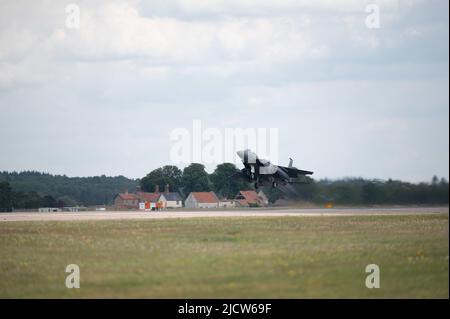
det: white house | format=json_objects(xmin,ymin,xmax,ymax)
[
  {"xmin": 218, "ymin": 200, "xmax": 236, "ymax": 208},
  {"xmin": 161, "ymin": 185, "xmax": 183, "ymax": 208},
  {"xmin": 139, "ymin": 185, "xmax": 183, "ymax": 209},
  {"xmin": 185, "ymin": 192, "xmax": 220, "ymax": 209}
]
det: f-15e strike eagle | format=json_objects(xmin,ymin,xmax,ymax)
[{"xmin": 235, "ymin": 149, "xmax": 313, "ymax": 189}]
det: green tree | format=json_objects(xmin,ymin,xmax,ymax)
[
  {"xmin": 182, "ymin": 163, "xmax": 211, "ymax": 195},
  {"xmin": 1, "ymin": 170, "xmax": 448, "ymax": 208},
  {"xmin": 292, "ymin": 177, "xmax": 321, "ymax": 203},
  {"xmin": 0, "ymin": 181, "xmax": 12, "ymax": 212},
  {"xmin": 210, "ymin": 163, "xmax": 249, "ymax": 198},
  {"xmin": 432, "ymin": 175, "xmax": 439, "ymax": 185},
  {"xmin": 57, "ymin": 195, "xmax": 78, "ymax": 207},
  {"xmin": 361, "ymin": 181, "xmax": 385, "ymax": 204},
  {"xmin": 12, "ymin": 191, "xmax": 42, "ymax": 209},
  {"xmin": 41, "ymin": 195, "xmax": 57, "ymax": 207},
  {"xmin": 0, "ymin": 171, "xmax": 138, "ymax": 207},
  {"xmin": 140, "ymin": 165, "xmax": 182, "ymax": 192}
]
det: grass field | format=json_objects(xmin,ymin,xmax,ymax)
[{"xmin": 0, "ymin": 214, "xmax": 448, "ymax": 298}]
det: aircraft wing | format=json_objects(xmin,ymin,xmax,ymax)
[{"xmin": 279, "ymin": 166, "xmax": 313, "ymax": 177}]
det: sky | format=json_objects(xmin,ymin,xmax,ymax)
[{"xmin": 0, "ymin": 0, "xmax": 448, "ymax": 182}]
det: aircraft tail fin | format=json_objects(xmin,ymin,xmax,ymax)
[{"xmin": 288, "ymin": 158, "xmax": 293, "ymax": 168}]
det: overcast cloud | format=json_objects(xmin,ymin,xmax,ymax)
[{"xmin": 0, "ymin": 0, "xmax": 448, "ymax": 182}]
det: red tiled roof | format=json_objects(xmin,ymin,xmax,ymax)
[
  {"xmin": 137, "ymin": 192, "xmax": 161, "ymax": 202},
  {"xmin": 117, "ymin": 193, "xmax": 138, "ymax": 200},
  {"xmin": 239, "ymin": 191, "xmax": 259, "ymax": 204},
  {"xmin": 191, "ymin": 192, "xmax": 219, "ymax": 203}
]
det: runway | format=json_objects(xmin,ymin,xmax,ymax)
[{"xmin": 0, "ymin": 206, "xmax": 448, "ymax": 222}]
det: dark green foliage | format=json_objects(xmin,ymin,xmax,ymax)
[
  {"xmin": 140, "ymin": 165, "xmax": 182, "ymax": 193},
  {"xmin": 291, "ymin": 177, "xmax": 449, "ymax": 205},
  {"xmin": 0, "ymin": 169, "xmax": 448, "ymax": 209},
  {"xmin": 41, "ymin": 195, "xmax": 58, "ymax": 207},
  {"xmin": 181, "ymin": 163, "xmax": 211, "ymax": 195},
  {"xmin": 0, "ymin": 171, "xmax": 138, "ymax": 208},
  {"xmin": 0, "ymin": 181, "xmax": 12, "ymax": 212},
  {"xmin": 210, "ymin": 163, "xmax": 250, "ymax": 198},
  {"xmin": 12, "ymin": 191, "xmax": 45, "ymax": 209}
]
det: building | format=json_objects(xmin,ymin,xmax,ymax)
[
  {"xmin": 164, "ymin": 192, "xmax": 183, "ymax": 208},
  {"xmin": 161, "ymin": 184, "xmax": 183, "ymax": 208},
  {"xmin": 114, "ymin": 191, "xmax": 139, "ymax": 209},
  {"xmin": 137, "ymin": 191, "xmax": 165, "ymax": 210},
  {"xmin": 185, "ymin": 192, "xmax": 220, "ymax": 209},
  {"xmin": 114, "ymin": 185, "xmax": 183, "ymax": 210},
  {"xmin": 218, "ymin": 200, "xmax": 236, "ymax": 208},
  {"xmin": 235, "ymin": 190, "xmax": 268, "ymax": 207}
]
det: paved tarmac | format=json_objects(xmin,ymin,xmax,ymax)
[{"xmin": 1, "ymin": 206, "xmax": 448, "ymax": 222}]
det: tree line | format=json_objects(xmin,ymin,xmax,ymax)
[
  {"xmin": 271, "ymin": 176, "xmax": 449, "ymax": 205},
  {"xmin": 0, "ymin": 166, "xmax": 448, "ymax": 211},
  {"xmin": 0, "ymin": 171, "xmax": 138, "ymax": 211},
  {"xmin": 140, "ymin": 164, "xmax": 449, "ymax": 205}
]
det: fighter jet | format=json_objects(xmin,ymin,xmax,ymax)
[{"xmin": 236, "ymin": 149, "xmax": 313, "ymax": 189}]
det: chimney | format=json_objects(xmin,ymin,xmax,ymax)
[
  {"xmin": 155, "ymin": 185, "xmax": 160, "ymax": 193},
  {"xmin": 165, "ymin": 184, "xmax": 169, "ymax": 194}
]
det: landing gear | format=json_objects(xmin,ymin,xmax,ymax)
[
  {"xmin": 254, "ymin": 182, "xmax": 259, "ymax": 189},
  {"xmin": 272, "ymin": 181, "xmax": 279, "ymax": 188}
]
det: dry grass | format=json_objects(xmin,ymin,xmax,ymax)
[{"xmin": 0, "ymin": 214, "xmax": 448, "ymax": 298}]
